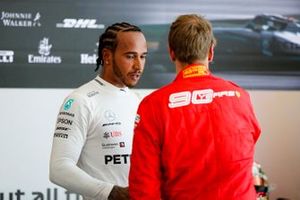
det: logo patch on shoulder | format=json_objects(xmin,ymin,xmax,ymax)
[{"xmin": 64, "ymin": 99, "xmax": 74, "ymax": 110}]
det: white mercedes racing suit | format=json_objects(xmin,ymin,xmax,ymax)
[{"xmin": 49, "ymin": 76, "xmax": 140, "ymax": 200}]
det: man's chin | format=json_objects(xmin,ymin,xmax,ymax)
[{"xmin": 125, "ymin": 81, "xmax": 139, "ymax": 88}]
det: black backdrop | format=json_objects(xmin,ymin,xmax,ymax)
[{"xmin": 1, "ymin": 0, "xmax": 300, "ymax": 89}]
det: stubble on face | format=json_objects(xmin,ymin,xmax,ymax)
[{"xmin": 112, "ymin": 58, "xmax": 134, "ymax": 88}]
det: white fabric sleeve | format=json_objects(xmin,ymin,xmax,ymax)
[{"xmin": 49, "ymin": 93, "xmax": 114, "ymax": 200}]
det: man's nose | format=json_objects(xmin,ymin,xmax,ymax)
[{"xmin": 133, "ymin": 58, "xmax": 142, "ymax": 70}]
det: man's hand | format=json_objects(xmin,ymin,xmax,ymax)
[{"xmin": 108, "ymin": 186, "xmax": 129, "ymax": 200}]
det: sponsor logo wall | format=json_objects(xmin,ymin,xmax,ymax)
[
  {"xmin": 0, "ymin": 2, "xmax": 107, "ymax": 88},
  {"xmin": 1, "ymin": 1, "xmax": 300, "ymax": 89}
]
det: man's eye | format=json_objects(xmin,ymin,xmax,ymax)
[{"xmin": 126, "ymin": 55, "xmax": 135, "ymax": 59}]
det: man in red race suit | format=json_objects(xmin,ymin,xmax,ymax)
[{"xmin": 129, "ymin": 14, "xmax": 261, "ymax": 200}]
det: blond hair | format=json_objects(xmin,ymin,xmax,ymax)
[{"xmin": 168, "ymin": 14, "xmax": 216, "ymax": 63}]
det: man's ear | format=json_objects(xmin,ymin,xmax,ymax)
[
  {"xmin": 168, "ymin": 47, "xmax": 176, "ymax": 62},
  {"xmin": 208, "ymin": 45, "xmax": 214, "ymax": 62},
  {"xmin": 102, "ymin": 48, "xmax": 112, "ymax": 65}
]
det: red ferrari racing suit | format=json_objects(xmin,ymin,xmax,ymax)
[{"xmin": 129, "ymin": 64, "xmax": 261, "ymax": 200}]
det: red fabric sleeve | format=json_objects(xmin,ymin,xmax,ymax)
[{"xmin": 129, "ymin": 98, "xmax": 162, "ymax": 200}]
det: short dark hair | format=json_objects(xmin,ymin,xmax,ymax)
[{"xmin": 95, "ymin": 22, "xmax": 142, "ymax": 71}]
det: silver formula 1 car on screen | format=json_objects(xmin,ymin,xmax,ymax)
[
  {"xmin": 137, "ymin": 14, "xmax": 300, "ymax": 88},
  {"xmin": 212, "ymin": 14, "xmax": 300, "ymax": 71}
]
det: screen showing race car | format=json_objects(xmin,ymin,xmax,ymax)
[{"xmin": 0, "ymin": 0, "xmax": 299, "ymax": 89}]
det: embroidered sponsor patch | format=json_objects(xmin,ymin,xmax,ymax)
[
  {"xmin": 64, "ymin": 99, "xmax": 74, "ymax": 110},
  {"xmin": 182, "ymin": 65, "xmax": 209, "ymax": 78}
]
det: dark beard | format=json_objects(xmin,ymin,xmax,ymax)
[{"xmin": 112, "ymin": 59, "xmax": 133, "ymax": 88}]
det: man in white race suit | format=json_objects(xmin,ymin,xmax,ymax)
[{"xmin": 49, "ymin": 22, "xmax": 147, "ymax": 200}]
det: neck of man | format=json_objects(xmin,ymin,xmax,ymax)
[
  {"xmin": 99, "ymin": 67, "xmax": 126, "ymax": 88},
  {"xmin": 175, "ymin": 59, "xmax": 209, "ymax": 74}
]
